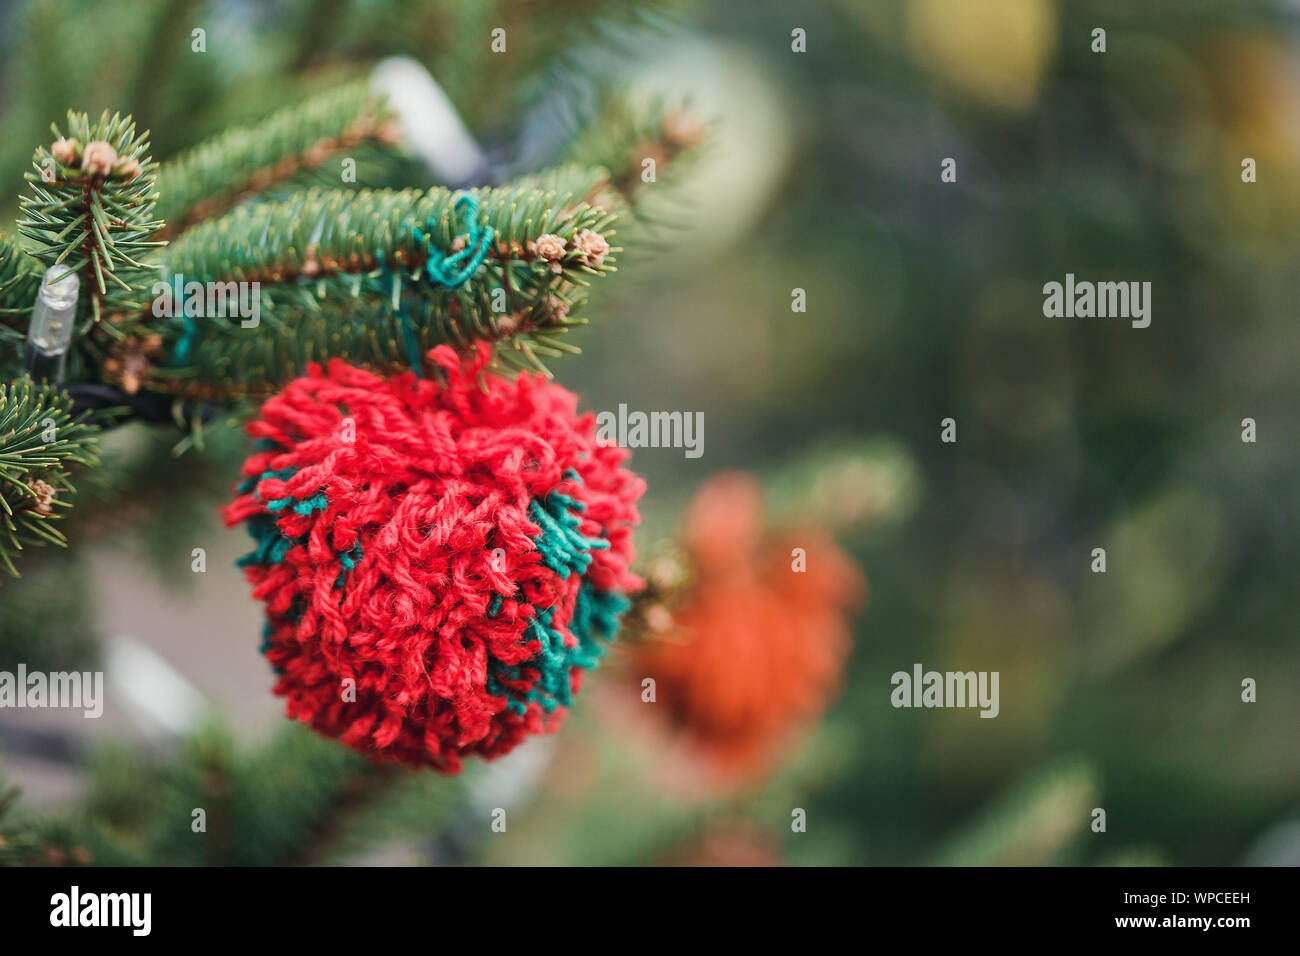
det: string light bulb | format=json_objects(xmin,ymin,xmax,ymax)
[{"xmin": 25, "ymin": 265, "xmax": 79, "ymax": 384}]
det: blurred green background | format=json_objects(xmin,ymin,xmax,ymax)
[{"xmin": 0, "ymin": 0, "xmax": 1297, "ymax": 865}]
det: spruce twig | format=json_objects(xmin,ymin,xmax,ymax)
[
  {"xmin": 0, "ymin": 237, "xmax": 43, "ymax": 363},
  {"xmin": 282, "ymin": 763, "xmax": 405, "ymax": 866},
  {"xmin": 144, "ymin": 167, "xmax": 621, "ymax": 397},
  {"xmin": 16, "ymin": 111, "xmax": 164, "ymax": 381},
  {"xmin": 0, "ymin": 380, "xmax": 100, "ymax": 578},
  {"xmin": 153, "ymin": 82, "xmax": 401, "ymax": 241}
]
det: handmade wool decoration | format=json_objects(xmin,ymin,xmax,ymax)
[
  {"xmin": 634, "ymin": 471, "xmax": 865, "ymax": 782},
  {"xmin": 224, "ymin": 343, "xmax": 644, "ymax": 772}
]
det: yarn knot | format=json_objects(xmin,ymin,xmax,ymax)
[{"xmin": 416, "ymin": 192, "xmax": 495, "ymax": 289}]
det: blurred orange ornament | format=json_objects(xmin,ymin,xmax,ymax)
[{"xmin": 635, "ymin": 472, "xmax": 866, "ymax": 783}]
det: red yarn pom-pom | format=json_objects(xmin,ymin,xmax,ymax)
[{"xmin": 224, "ymin": 345, "xmax": 644, "ymax": 772}]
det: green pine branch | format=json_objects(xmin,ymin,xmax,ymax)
[
  {"xmin": 0, "ymin": 237, "xmax": 43, "ymax": 363},
  {"xmin": 1, "ymin": 724, "xmax": 455, "ymax": 866},
  {"xmin": 153, "ymin": 81, "xmax": 399, "ymax": 241},
  {"xmin": 565, "ymin": 93, "xmax": 707, "ymax": 214},
  {"xmin": 9, "ymin": 109, "xmax": 631, "ymax": 401},
  {"xmin": 145, "ymin": 165, "xmax": 621, "ymax": 398},
  {"xmin": 16, "ymin": 110, "xmax": 165, "ymax": 382},
  {"xmin": 0, "ymin": 783, "xmax": 95, "ymax": 866},
  {"xmin": 0, "ymin": 379, "xmax": 100, "ymax": 578}
]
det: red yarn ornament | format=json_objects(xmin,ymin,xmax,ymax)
[{"xmin": 224, "ymin": 344, "xmax": 643, "ymax": 772}]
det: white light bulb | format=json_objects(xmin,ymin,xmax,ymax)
[{"xmin": 25, "ymin": 265, "xmax": 80, "ymax": 382}]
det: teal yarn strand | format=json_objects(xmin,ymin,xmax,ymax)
[
  {"xmin": 169, "ymin": 196, "xmax": 491, "ymax": 373},
  {"xmin": 487, "ymin": 581, "xmax": 627, "ymax": 716},
  {"xmin": 528, "ymin": 491, "xmax": 607, "ymax": 580},
  {"xmin": 235, "ymin": 462, "xmax": 363, "ymax": 662},
  {"xmin": 372, "ymin": 249, "xmax": 426, "ymax": 378},
  {"xmin": 164, "ymin": 273, "xmax": 197, "ymax": 364},
  {"xmin": 487, "ymin": 483, "xmax": 627, "ymax": 715},
  {"xmin": 417, "ymin": 192, "xmax": 495, "ymax": 289},
  {"xmin": 236, "ymin": 465, "xmax": 303, "ymax": 569},
  {"xmin": 334, "ymin": 542, "xmax": 363, "ymax": 589},
  {"xmin": 173, "ymin": 312, "xmax": 197, "ymax": 364},
  {"xmin": 398, "ymin": 308, "xmax": 423, "ymax": 375},
  {"xmin": 377, "ymin": 194, "xmax": 494, "ymax": 378}
]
